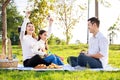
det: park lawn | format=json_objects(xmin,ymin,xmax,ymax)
[
  {"xmin": 0, "ymin": 44, "xmax": 120, "ymax": 80},
  {"xmin": 0, "ymin": 70, "xmax": 120, "ymax": 80}
]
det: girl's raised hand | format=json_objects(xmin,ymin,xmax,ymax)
[{"xmin": 48, "ymin": 16, "xmax": 53, "ymax": 27}]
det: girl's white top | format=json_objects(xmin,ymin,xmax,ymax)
[{"xmin": 32, "ymin": 39, "xmax": 46, "ymax": 57}]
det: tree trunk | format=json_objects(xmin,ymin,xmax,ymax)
[
  {"xmin": 66, "ymin": 29, "xmax": 69, "ymax": 45},
  {"xmin": 95, "ymin": 0, "xmax": 99, "ymax": 18},
  {"xmin": 87, "ymin": 0, "xmax": 90, "ymax": 44},
  {"xmin": 2, "ymin": 5, "xmax": 7, "ymax": 56},
  {"xmin": 64, "ymin": 1, "xmax": 69, "ymax": 45},
  {"xmin": 1, "ymin": 0, "xmax": 10, "ymax": 57}
]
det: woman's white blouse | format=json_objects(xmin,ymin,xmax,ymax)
[{"xmin": 21, "ymin": 35, "xmax": 37, "ymax": 61}]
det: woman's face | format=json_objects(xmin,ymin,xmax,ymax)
[
  {"xmin": 26, "ymin": 23, "xmax": 35, "ymax": 35},
  {"xmin": 40, "ymin": 32, "xmax": 47, "ymax": 41}
]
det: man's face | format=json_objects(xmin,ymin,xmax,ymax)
[{"xmin": 88, "ymin": 21, "xmax": 95, "ymax": 33}]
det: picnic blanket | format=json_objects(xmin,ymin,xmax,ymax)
[{"xmin": 0, "ymin": 64, "xmax": 120, "ymax": 71}]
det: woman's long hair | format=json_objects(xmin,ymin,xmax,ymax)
[
  {"xmin": 25, "ymin": 22, "xmax": 37, "ymax": 39},
  {"xmin": 38, "ymin": 30, "xmax": 48, "ymax": 50}
]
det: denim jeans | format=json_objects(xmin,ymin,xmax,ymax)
[
  {"xmin": 44, "ymin": 54, "xmax": 64, "ymax": 65},
  {"xmin": 67, "ymin": 56, "xmax": 78, "ymax": 67},
  {"xmin": 77, "ymin": 53, "xmax": 103, "ymax": 68},
  {"xmin": 67, "ymin": 53, "xmax": 103, "ymax": 68}
]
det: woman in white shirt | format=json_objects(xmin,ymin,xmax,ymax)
[{"xmin": 20, "ymin": 12, "xmax": 52, "ymax": 67}]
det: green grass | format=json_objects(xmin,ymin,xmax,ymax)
[
  {"xmin": 0, "ymin": 44, "xmax": 120, "ymax": 80},
  {"xmin": 0, "ymin": 70, "xmax": 120, "ymax": 80}
]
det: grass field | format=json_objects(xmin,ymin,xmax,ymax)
[{"xmin": 0, "ymin": 44, "xmax": 120, "ymax": 80}]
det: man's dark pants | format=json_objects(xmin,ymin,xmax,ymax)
[{"xmin": 67, "ymin": 53, "xmax": 103, "ymax": 68}]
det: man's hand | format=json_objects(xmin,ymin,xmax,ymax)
[
  {"xmin": 85, "ymin": 53, "xmax": 90, "ymax": 57},
  {"xmin": 85, "ymin": 53, "xmax": 103, "ymax": 59}
]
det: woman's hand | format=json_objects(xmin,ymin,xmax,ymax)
[{"xmin": 25, "ymin": 11, "xmax": 31, "ymax": 18}]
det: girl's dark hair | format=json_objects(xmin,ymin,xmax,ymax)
[
  {"xmin": 38, "ymin": 30, "xmax": 46, "ymax": 40},
  {"xmin": 38, "ymin": 30, "xmax": 48, "ymax": 50}
]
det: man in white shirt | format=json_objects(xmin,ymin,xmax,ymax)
[{"xmin": 68, "ymin": 17, "xmax": 109, "ymax": 68}]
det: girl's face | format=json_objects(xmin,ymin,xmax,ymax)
[
  {"xmin": 26, "ymin": 23, "xmax": 35, "ymax": 35},
  {"xmin": 40, "ymin": 32, "xmax": 47, "ymax": 41}
]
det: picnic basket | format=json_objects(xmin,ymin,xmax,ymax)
[
  {"xmin": 0, "ymin": 39, "xmax": 18, "ymax": 68},
  {"xmin": 0, "ymin": 59, "xmax": 18, "ymax": 68}
]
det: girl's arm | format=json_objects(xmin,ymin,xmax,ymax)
[{"xmin": 47, "ymin": 17, "xmax": 53, "ymax": 38}]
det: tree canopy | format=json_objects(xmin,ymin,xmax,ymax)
[
  {"xmin": 6, "ymin": 1, "xmax": 23, "ymax": 37},
  {"xmin": 29, "ymin": 0, "xmax": 54, "ymax": 32},
  {"xmin": 54, "ymin": 0, "xmax": 86, "ymax": 44},
  {"xmin": 0, "ymin": 1, "xmax": 23, "ymax": 45}
]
